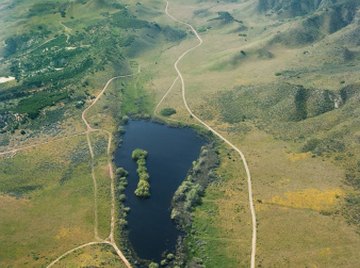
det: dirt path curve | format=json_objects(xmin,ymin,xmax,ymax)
[
  {"xmin": 47, "ymin": 71, "xmax": 138, "ymax": 268},
  {"xmin": 80, "ymin": 72, "xmax": 138, "ymax": 267},
  {"xmin": 60, "ymin": 22, "xmax": 72, "ymax": 43},
  {"xmin": 81, "ymin": 75, "xmax": 132, "ymax": 240},
  {"xmin": 46, "ymin": 240, "xmax": 129, "ymax": 268},
  {"xmin": 46, "ymin": 241, "xmax": 107, "ymax": 268},
  {"xmin": 165, "ymin": 2, "xmax": 257, "ymax": 267}
]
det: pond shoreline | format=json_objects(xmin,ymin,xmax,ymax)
[{"xmin": 113, "ymin": 117, "xmax": 219, "ymax": 267}]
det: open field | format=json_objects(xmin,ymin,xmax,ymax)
[
  {"xmin": 152, "ymin": 0, "xmax": 360, "ymax": 266},
  {"xmin": 1, "ymin": 0, "xmax": 359, "ymax": 267},
  {"xmin": 51, "ymin": 243, "xmax": 127, "ymax": 268},
  {"xmin": 0, "ymin": 135, "xmax": 95, "ymax": 267}
]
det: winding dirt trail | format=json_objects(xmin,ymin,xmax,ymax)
[
  {"xmin": 165, "ymin": 2, "xmax": 257, "ymax": 267},
  {"xmin": 0, "ymin": 70, "xmax": 136, "ymax": 268},
  {"xmin": 47, "ymin": 72, "xmax": 137, "ymax": 268},
  {"xmin": 60, "ymin": 22, "xmax": 72, "ymax": 43},
  {"xmin": 81, "ymin": 74, "xmax": 134, "ymax": 242},
  {"xmin": 46, "ymin": 241, "xmax": 107, "ymax": 268}
]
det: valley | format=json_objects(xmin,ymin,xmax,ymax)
[{"xmin": 0, "ymin": 0, "xmax": 359, "ymax": 267}]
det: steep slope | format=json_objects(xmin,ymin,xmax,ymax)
[{"xmin": 266, "ymin": 0, "xmax": 360, "ymax": 46}]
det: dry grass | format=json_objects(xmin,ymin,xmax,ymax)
[
  {"xmin": 0, "ymin": 135, "xmax": 96, "ymax": 267},
  {"xmin": 268, "ymin": 188, "xmax": 344, "ymax": 212},
  {"xmin": 147, "ymin": 0, "xmax": 360, "ymax": 266},
  {"xmin": 52, "ymin": 243, "xmax": 127, "ymax": 268}
]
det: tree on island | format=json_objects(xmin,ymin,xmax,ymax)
[{"xmin": 132, "ymin": 148, "xmax": 151, "ymax": 198}]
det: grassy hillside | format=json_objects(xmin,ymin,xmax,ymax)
[
  {"xmin": 0, "ymin": 0, "xmax": 185, "ymax": 267},
  {"xmin": 152, "ymin": 0, "xmax": 360, "ymax": 266},
  {"xmin": 1, "ymin": 0, "xmax": 359, "ymax": 267}
]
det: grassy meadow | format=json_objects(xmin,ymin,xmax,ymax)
[
  {"xmin": 151, "ymin": 0, "xmax": 360, "ymax": 266},
  {"xmin": 1, "ymin": 0, "xmax": 359, "ymax": 267}
]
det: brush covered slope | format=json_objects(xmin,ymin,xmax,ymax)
[
  {"xmin": 0, "ymin": 0, "xmax": 187, "ymax": 267},
  {"xmin": 150, "ymin": 0, "xmax": 360, "ymax": 267},
  {"xmin": 0, "ymin": 0, "xmax": 360, "ymax": 267}
]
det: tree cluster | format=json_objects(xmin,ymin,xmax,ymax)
[{"xmin": 132, "ymin": 149, "xmax": 151, "ymax": 198}]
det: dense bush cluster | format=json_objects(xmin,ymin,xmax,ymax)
[
  {"xmin": 132, "ymin": 149, "xmax": 151, "ymax": 198},
  {"xmin": 115, "ymin": 167, "xmax": 130, "ymax": 225},
  {"xmin": 160, "ymin": 107, "xmax": 177, "ymax": 117},
  {"xmin": 0, "ymin": 0, "xmax": 188, "ymax": 134},
  {"xmin": 171, "ymin": 143, "xmax": 219, "ymax": 229},
  {"xmin": 302, "ymin": 137, "xmax": 345, "ymax": 155}
]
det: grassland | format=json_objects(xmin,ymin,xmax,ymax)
[
  {"xmin": 0, "ymin": 0, "xmax": 195, "ymax": 266},
  {"xmin": 51, "ymin": 243, "xmax": 127, "ymax": 268},
  {"xmin": 0, "ymin": 135, "xmax": 95, "ymax": 267},
  {"xmin": 150, "ymin": 0, "xmax": 360, "ymax": 266},
  {"xmin": 1, "ymin": 0, "xmax": 359, "ymax": 267},
  {"xmin": 0, "ymin": 0, "xmax": 174, "ymax": 267}
]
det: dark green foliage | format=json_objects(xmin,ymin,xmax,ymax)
[
  {"xmin": 29, "ymin": 108, "xmax": 65, "ymax": 131},
  {"xmin": 116, "ymin": 167, "xmax": 128, "ymax": 177},
  {"xmin": 302, "ymin": 138, "xmax": 345, "ymax": 155},
  {"xmin": 27, "ymin": 2, "xmax": 70, "ymax": 18},
  {"xmin": 132, "ymin": 148, "xmax": 148, "ymax": 160},
  {"xmin": 111, "ymin": 10, "xmax": 149, "ymax": 29},
  {"xmin": 148, "ymin": 262, "xmax": 159, "ymax": 268},
  {"xmin": 160, "ymin": 107, "xmax": 176, "ymax": 117},
  {"xmin": 132, "ymin": 149, "xmax": 150, "ymax": 198},
  {"xmin": 0, "ymin": 84, "xmax": 33, "ymax": 102},
  {"xmin": 171, "ymin": 144, "xmax": 219, "ymax": 228},
  {"xmin": 23, "ymin": 57, "xmax": 94, "ymax": 88},
  {"xmin": 115, "ymin": 167, "xmax": 129, "ymax": 196},
  {"xmin": 120, "ymin": 36, "xmax": 136, "ymax": 47},
  {"xmin": 1, "ymin": 0, "xmax": 166, "ymax": 132},
  {"xmin": 4, "ymin": 35, "xmax": 31, "ymax": 57},
  {"xmin": 28, "ymin": 2, "xmax": 59, "ymax": 16},
  {"xmin": 14, "ymin": 91, "xmax": 68, "ymax": 119},
  {"xmin": 161, "ymin": 26, "xmax": 187, "ymax": 42},
  {"xmin": 291, "ymin": 86, "xmax": 308, "ymax": 121},
  {"xmin": 4, "ymin": 185, "xmax": 43, "ymax": 198},
  {"xmin": 210, "ymin": 11, "xmax": 240, "ymax": 24}
]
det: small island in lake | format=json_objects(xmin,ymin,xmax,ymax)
[{"xmin": 132, "ymin": 148, "xmax": 151, "ymax": 198}]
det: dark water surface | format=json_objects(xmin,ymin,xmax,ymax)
[{"xmin": 114, "ymin": 120, "xmax": 205, "ymax": 262}]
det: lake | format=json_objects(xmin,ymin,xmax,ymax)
[{"xmin": 114, "ymin": 120, "xmax": 205, "ymax": 262}]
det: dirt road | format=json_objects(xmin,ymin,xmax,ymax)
[{"xmin": 165, "ymin": 2, "xmax": 257, "ymax": 267}]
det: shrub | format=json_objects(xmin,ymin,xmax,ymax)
[
  {"xmin": 116, "ymin": 167, "xmax": 128, "ymax": 177},
  {"xmin": 132, "ymin": 148, "xmax": 148, "ymax": 160},
  {"xmin": 160, "ymin": 107, "xmax": 176, "ymax": 117},
  {"xmin": 166, "ymin": 253, "xmax": 175, "ymax": 260},
  {"xmin": 132, "ymin": 149, "xmax": 151, "ymax": 198},
  {"xmin": 302, "ymin": 138, "xmax": 320, "ymax": 152}
]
